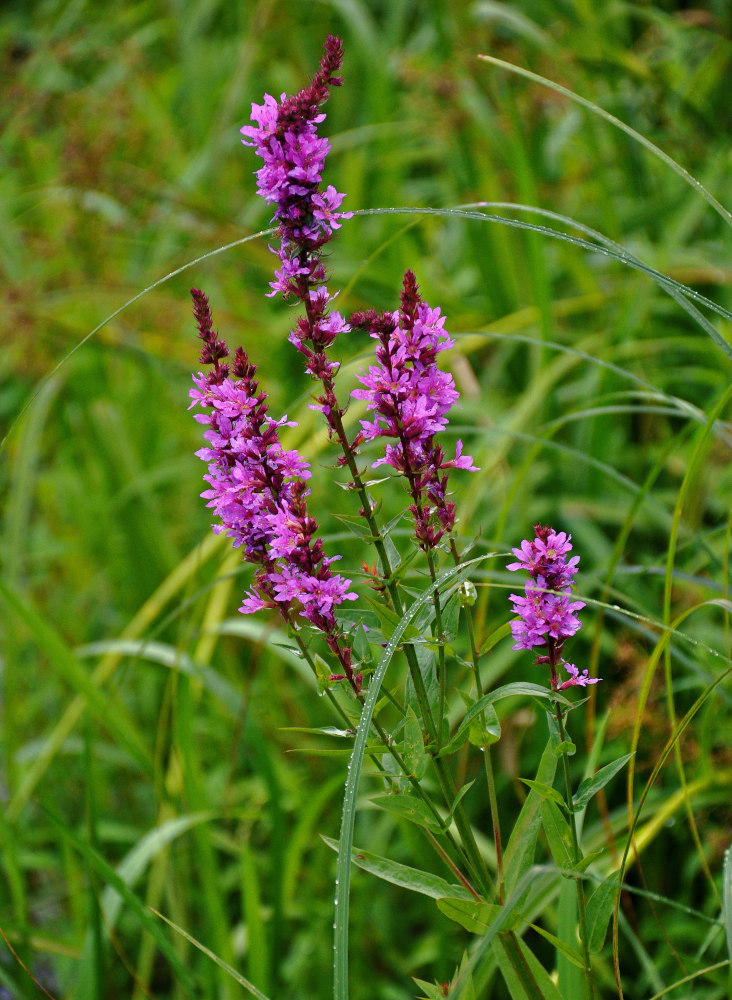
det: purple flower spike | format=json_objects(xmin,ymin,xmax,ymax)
[
  {"xmin": 189, "ymin": 288, "xmax": 360, "ymax": 691},
  {"xmin": 241, "ymin": 34, "xmax": 351, "ymax": 300},
  {"xmin": 507, "ymin": 524, "xmax": 600, "ymax": 690},
  {"xmin": 350, "ymin": 271, "xmax": 478, "ymax": 549},
  {"xmin": 242, "ymin": 36, "xmax": 357, "ymax": 460}
]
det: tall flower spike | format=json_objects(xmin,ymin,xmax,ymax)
[
  {"xmin": 242, "ymin": 36, "xmax": 353, "ymax": 452},
  {"xmin": 240, "ymin": 34, "xmax": 351, "ymax": 300},
  {"xmin": 189, "ymin": 289, "xmax": 360, "ymax": 690},
  {"xmin": 507, "ymin": 524, "xmax": 600, "ymax": 690},
  {"xmin": 351, "ymin": 271, "xmax": 478, "ymax": 549}
]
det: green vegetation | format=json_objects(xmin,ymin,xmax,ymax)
[{"xmin": 2, "ymin": 1, "xmax": 732, "ymax": 998}]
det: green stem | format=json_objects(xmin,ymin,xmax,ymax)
[
  {"xmin": 555, "ymin": 701, "xmax": 597, "ymax": 1000},
  {"xmin": 498, "ymin": 930, "xmax": 544, "ymax": 997},
  {"xmin": 425, "ymin": 548, "xmax": 447, "ymax": 751},
  {"xmin": 433, "ymin": 757, "xmax": 495, "ymax": 898},
  {"xmin": 450, "ymin": 539, "xmax": 504, "ymax": 903},
  {"xmin": 328, "ymin": 409, "xmax": 439, "ymax": 746}
]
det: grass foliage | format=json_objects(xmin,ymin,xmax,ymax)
[{"xmin": 2, "ymin": 0, "xmax": 732, "ymax": 997}]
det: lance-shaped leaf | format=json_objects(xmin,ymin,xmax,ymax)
[
  {"xmin": 321, "ymin": 836, "xmax": 472, "ymax": 901},
  {"xmin": 572, "ymin": 753, "xmax": 634, "ymax": 812}
]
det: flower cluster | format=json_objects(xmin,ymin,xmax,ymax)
[
  {"xmin": 240, "ymin": 34, "xmax": 351, "ymax": 302},
  {"xmin": 242, "ymin": 34, "xmax": 352, "ymax": 431},
  {"xmin": 350, "ymin": 271, "xmax": 478, "ymax": 548},
  {"xmin": 507, "ymin": 525, "xmax": 599, "ymax": 689},
  {"xmin": 189, "ymin": 289, "xmax": 359, "ymax": 687}
]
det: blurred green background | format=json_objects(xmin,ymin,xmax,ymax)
[{"xmin": 2, "ymin": 0, "xmax": 732, "ymax": 997}]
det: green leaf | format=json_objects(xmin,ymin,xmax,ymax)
[
  {"xmin": 573, "ymin": 753, "xmax": 634, "ymax": 811},
  {"xmin": 540, "ymin": 799, "xmax": 574, "ymax": 871},
  {"xmin": 441, "ymin": 592, "xmax": 461, "ymax": 643},
  {"xmin": 370, "ymin": 793, "xmax": 443, "ymax": 834},
  {"xmin": 413, "ymin": 978, "xmax": 449, "ymax": 1000},
  {"xmin": 405, "ymin": 642, "xmax": 440, "ymax": 727},
  {"xmin": 314, "ymin": 654, "xmax": 335, "ymax": 694},
  {"xmin": 527, "ymin": 922, "xmax": 585, "ymax": 969},
  {"xmin": 444, "ymin": 780, "xmax": 476, "ymax": 830},
  {"xmin": 493, "ymin": 931, "xmax": 564, "ymax": 1000},
  {"xmin": 519, "ymin": 779, "xmax": 564, "ymax": 807},
  {"xmin": 383, "ymin": 533, "xmax": 402, "ymax": 575},
  {"xmin": 724, "ymin": 847, "xmax": 732, "ymax": 970},
  {"xmin": 437, "ymin": 897, "xmax": 511, "ymax": 934},
  {"xmin": 403, "ymin": 706, "xmax": 427, "ymax": 780},
  {"xmin": 364, "ymin": 595, "xmax": 420, "ymax": 642},
  {"xmin": 152, "ymin": 907, "xmax": 273, "ymax": 1000},
  {"xmin": 439, "ymin": 683, "xmax": 569, "ymax": 758},
  {"xmin": 468, "ymin": 703, "xmax": 501, "ymax": 748},
  {"xmin": 545, "ymin": 710, "xmax": 576, "ymax": 757},
  {"xmin": 280, "ymin": 726, "xmax": 355, "ymax": 738},
  {"xmin": 503, "ymin": 742, "xmax": 557, "ymax": 897},
  {"xmin": 332, "ymin": 512, "xmax": 374, "ymax": 540},
  {"xmin": 586, "ymin": 874, "xmax": 620, "ymax": 953},
  {"xmin": 478, "ymin": 620, "xmax": 513, "ymax": 655},
  {"xmin": 320, "ymin": 836, "xmax": 472, "ymax": 901}
]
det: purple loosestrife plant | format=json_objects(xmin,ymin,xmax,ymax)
[
  {"xmin": 189, "ymin": 288, "xmax": 360, "ymax": 691},
  {"xmin": 507, "ymin": 524, "xmax": 600, "ymax": 689},
  {"xmin": 185, "ymin": 36, "xmax": 618, "ymax": 1000},
  {"xmin": 240, "ymin": 34, "xmax": 350, "ymax": 301}
]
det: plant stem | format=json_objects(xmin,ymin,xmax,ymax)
[
  {"xmin": 555, "ymin": 701, "xmax": 597, "ymax": 1000},
  {"xmin": 450, "ymin": 539, "xmax": 505, "ymax": 903}
]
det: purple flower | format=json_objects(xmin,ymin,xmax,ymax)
[
  {"xmin": 189, "ymin": 288, "xmax": 360, "ymax": 689},
  {"xmin": 242, "ymin": 37, "xmax": 355, "ymax": 452},
  {"xmin": 507, "ymin": 524, "xmax": 600, "ymax": 690},
  {"xmin": 559, "ymin": 662, "xmax": 600, "ymax": 690},
  {"xmin": 241, "ymin": 34, "xmax": 351, "ymax": 301},
  {"xmin": 350, "ymin": 271, "xmax": 477, "ymax": 549}
]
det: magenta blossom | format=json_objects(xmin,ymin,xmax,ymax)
[
  {"xmin": 507, "ymin": 524, "xmax": 600, "ymax": 690},
  {"xmin": 350, "ymin": 271, "xmax": 478, "ymax": 549},
  {"xmin": 241, "ymin": 34, "xmax": 351, "ymax": 301},
  {"xmin": 189, "ymin": 288, "xmax": 360, "ymax": 689}
]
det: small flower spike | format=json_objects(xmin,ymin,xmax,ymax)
[
  {"xmin": 507, "ymin": 524, "xmax": 600, "ymax": 690},
  {"xmin": 351, "ymin": 271, "xmax": 477, "ymax": 549}
]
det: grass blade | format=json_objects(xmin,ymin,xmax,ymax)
[
  {"xmin": 476, "ymin": 54, "xmax": 732, "ymax": 231},
  {"xmin": 151, "ymin": 907, "xmax": 274, "ymax": 1000}
]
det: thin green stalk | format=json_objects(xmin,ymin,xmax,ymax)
[
  {"xmin": 498, "ymin": 930, "xmax": 545, "ymax": 997},
  {"xmin": 426, "ymin": 548, "xmax": 447, "ymax": 749},
  {"xmin": 450, "ymin": 539, "xmax": 504, "ymax": 903},
  {"xmin": 433, "ymin": 758, "xmax": 495, "ymax": 898},
  {"xmin": 328, "ymin": 408, "xmax": 439, "ymax": 745},
  {"xmin": 555, "ymin": 701, "xmax": 597, "ymax": 1000}
]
